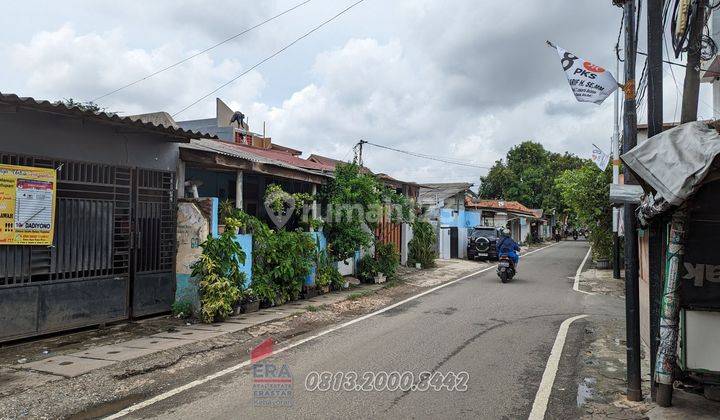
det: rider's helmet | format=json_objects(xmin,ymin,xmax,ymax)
[{"xmin": 501, "ymin": 228, "xmax": 511, "ymax": 237}]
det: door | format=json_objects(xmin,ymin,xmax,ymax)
[
  {"xmin": 131, "ymin": 168, "xmax": 176, "ymax": 317},
  {"xmin": 450, "ymin": 227, "xmax": 459, "ymax": 258}
]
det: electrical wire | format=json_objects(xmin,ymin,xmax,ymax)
[
  {"xmin": 89, "ymin": 0, "xmax": 314, "ymax": 103},
  {"xmin": 172, "ymin": 0, "xmax": 367, "ymax": 118},
  {"xmin": 362, "ymin": 141, "xmax": 493, "ymax": 169}
]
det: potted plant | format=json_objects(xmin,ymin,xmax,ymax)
[
  {"xmin": 357, "ymin": 254, "xmax": 378, "ymax": 284},
  {"xmin": 236, "ymin": 288, "xmax": 259, "ymax": 314}
]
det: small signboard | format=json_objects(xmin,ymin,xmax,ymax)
[{"xmin": 0, "ymin": 164, "xmax": 56, "ymax": 245}]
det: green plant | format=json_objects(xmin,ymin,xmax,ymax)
[
  {"xmin": 171, "ymin": 300, "xmax": 193, "ymax": 319},
  {"xmin": 408, "ymin": 218, "xmax": 436, "ymax": 268},
  {"xmin": 191, "ymin": 218, "xmax": 246, "ymax": 323},
  {"xmin": 357, "ymin": 254, "xmax": 379, "ymax": 282},
  {"xmin": 315, "ymin": 247, "xmax": 343, "ymax": 289},
  {"xmin": 306, "ymin": 304, "xmax": 320, "ymax": 312},
  {"xmin": 375, "ymin": 242, "xmax": 400, "ymax": 279},
  {"xmin": 219, "ymin": 199, "xmax": 236, "ymax": 225},
  {"xmin": 555, "ymin": 164, "xmax": 613, "ymax": 261},
  {"xmin": 348, "ymin": 290, "xmax": 374, "ymax": 301}
]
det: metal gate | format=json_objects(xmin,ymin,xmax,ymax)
[{"xmin": 0, "ymin": 153, "xmax": 175, "ymax": 342}]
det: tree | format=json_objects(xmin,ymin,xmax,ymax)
[
  {"xmin": 555, "ymin": 163, "xmax": 613, "ymax": 260},
  {"xmin": 479, "ymin": 141, "xmax": 584, "ymax": 211}
]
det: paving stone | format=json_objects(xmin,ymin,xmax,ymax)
[
  {"xmin": 21, "ymin": 355, "xmax": 115, "ymax": 378},
  {"xmin": 71, "ymin": 345, "xmax": 157, "ymax": 362},
  {"xmin": 183, "ymin": 323, "xmax": 251, "ymax": 333},
  {"xmin": 119, "ymin": 337, "xmax": 191, "ymax": 350},
  {"xmin": 151, "ymin": 328, "xmax": 227, "ymax": 341}
]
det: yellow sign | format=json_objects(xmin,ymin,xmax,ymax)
[{"xmin": 0, "ymin": 164, "xmax": 57, "ymax": 245}]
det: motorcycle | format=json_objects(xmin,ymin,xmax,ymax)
[
  {"xmin": 497, "ymin": 255, "xmax": 516, "ymax": 283},
  {"xmin": 573, "ymin": 231, "xmax": 579, "ymax": 240}
]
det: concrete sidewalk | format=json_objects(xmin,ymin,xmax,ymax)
[{"xmin": 8, "ymin": 284, "xmax": 383, "ymax": 379}]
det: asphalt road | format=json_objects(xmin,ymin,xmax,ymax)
[{"xmin": 123, "ymin": 240, "xmax": 599, "ymax": 419}]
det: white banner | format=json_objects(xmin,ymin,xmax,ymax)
[
  {"xmin": 591, "ymin": 145, "xmax": 610, "ymax": 171},
  {"xmin": 555, "ymin": 46, "xmax": 618, "ymax": 105}
]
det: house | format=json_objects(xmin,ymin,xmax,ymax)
[
  {"xmin": 464, "ymin": 198, "xmax": 538, "ymax": 244},
  {"xmin": 0, "ymin": 92, "xmax": 208, "ymax": 343},
  {"xmin": 176, "ymin": 99, "xmax": 330, "ymax": 227},
  {"xmin": 418, "ymin": 183, "xmax": 477, "ymax": 259}
]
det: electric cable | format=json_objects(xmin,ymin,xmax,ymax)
[
  {"xmin": 172, "ymin": 0, "xmax": 367, "ymax": 118},
  {"xmin": 89, "ymin": 0, "xmax": 314, "ymax": 103}
]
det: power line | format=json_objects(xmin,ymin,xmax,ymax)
[
  {"xmin": 89, "ymin": 0, "xmax": 314, "ymax": 103},
  {"xmin": 172, "ymin": 0, "xmax": 367, "ymax": 118},
  {"xmin": 362, "ymin": 140, "xmax": 493, "ymax": 169}
]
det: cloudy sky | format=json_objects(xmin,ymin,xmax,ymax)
[{"xmin": 0, "ymin": 0, "xmax": 714, "ymax": 183}]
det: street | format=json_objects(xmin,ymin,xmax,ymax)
[{"xmin": 112, "ymin": 241, "xmax": 605, "ymax": 419}]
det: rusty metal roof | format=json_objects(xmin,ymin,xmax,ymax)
[{"xmin": 0, "ymin": 92, "xmax": 213, "ymax": 141}]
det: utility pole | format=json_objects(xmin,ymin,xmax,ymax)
[
  {"xmin": 646, "ymin": 0, "xmax": 664, "ymax": 402},
  {"xmin": 621, "ymin": 0, "xmax": 642, "ymax": 402},
  {"xmin": 354, "ymin": 139, "xmax": 367, "ymax": 167},
  {"xmin": 612, "ymin": 46, "xmax": 622, "ymax": 280},
  {"xmin": 681, "ymin": 0, "xmax": 707, "ymax": 123}
]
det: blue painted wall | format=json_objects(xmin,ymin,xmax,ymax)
[
  {"xmin": 440, "ymin": 208, "xmax": 482, "ymax": 228},
  {"xmin": 234, "ymin": 233, "xmax": 253, "ymax": 288},
  {"xmin": 305, "ymin": 231, "xmax": 327, "ymax": 286}
]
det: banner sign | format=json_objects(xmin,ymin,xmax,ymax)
[
  {"xmin": 591, "ymin": 145, "xmax": 610, "ymax": 171},
  {"xmin": 555, "ymin": 46, "xmax": 618, "ymax": 105},
  {"xmin": 0, "ymin": 164, "xmax": 56, "ymax": 245}
]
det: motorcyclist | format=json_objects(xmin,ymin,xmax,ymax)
[{"xmin": 497, "ymin": 228, "xmax": 520, "ymax": 268}]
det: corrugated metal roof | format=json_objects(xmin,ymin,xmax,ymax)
[
  {"xmin": 181, "ymin": 138, "xmax": 332, "ymax": 178},
  {"xmin": 418, "ymin": 182, "xmax": 475, "ymax": 205},
  {"xmin": 0, "ymin": 92, "xmax": 212, "ymax": 141}
]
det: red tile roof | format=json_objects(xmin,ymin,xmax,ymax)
[
  {"xmin": 231, "ymin": 143, "xmax": 332, "ymax": 171},
  {"xmin": 465, "ymin": 198, "xmax": 536, "ymax": 217}
]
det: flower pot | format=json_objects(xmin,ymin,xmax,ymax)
[
  {"xmin": 415, "ymin": 263, "xmax": 421, "ymax": 269},
  {"xmin": 374, "ymin": 273, "xmax": 386, "ymax": 284},
  {"xmin": 319, "ymin": 285, "xmax": 330, "ymax": 294}
]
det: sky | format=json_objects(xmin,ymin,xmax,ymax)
[{"xmin": 0, "ymin": 0, "xmax": 714, "ymax": 184}]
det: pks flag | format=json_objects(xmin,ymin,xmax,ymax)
[
  {"xmin": 555, "ymin": 45, "xmax": 618, "ymax": 104},
  {"xmin": 591, "ymin": 144, "xmax": 610, "ymax": 171}
]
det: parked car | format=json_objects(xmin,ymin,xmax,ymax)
[{"xmin": 467, "ymin": 226, "xmax": 503, "ymax": 261}]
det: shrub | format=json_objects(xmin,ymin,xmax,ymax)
[
  {"xmin": 408, "ymin": 219, "xmax": 436, "ymax": 268},
  {"xmin": 171, "ymin": 300, "xmax": 193, "ymax": 319},
  {"xmin": 191, "ymin": 218, "xmax": 246, "ymax": 323},
  {"xmin": 357, "ymin": 254, "xmax": 378, "ymax": 282},
  {"xmin": 376, "ymin": 242, "xmax": 400, "ymax": 279}
]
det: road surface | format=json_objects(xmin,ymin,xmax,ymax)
[{"xmin": 118, "ymin": 240, "xmax": 608, "ymax": 419}]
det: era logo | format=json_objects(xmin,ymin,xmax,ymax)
[{"xmin": 683, "ymin": 263, "xmax": 720, "ymax": 286}]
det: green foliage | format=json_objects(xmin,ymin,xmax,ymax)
[
  {"xmin": 479, "ymin": 141, "xmax": 585, "ymax": 212},
  {"xmin": 171, "ymin": 300, "xmax": 193, "ymax": 319},
  {"xmin": 306, "ymin": 304, "xmax": 320, "ymax": 312},
  {"xmin": 357, "ymin": 254, "xmax": 379, "ymax": 282},
  {"xmin": 555, "ymin": 163, "xmax": 613, "ymax": 260},
  {"xmin": 191, "ymin": 218, "xmax": 246, "ymax": 323},
  {"xmin": 219, "ymin": 199, "xmax": 236, "ymax": 225},
  {"xmin": 375, "ymin": 242, "xmax": 400, "ymax": 279},
  {"xmin": 57, "ymin": 98, "xmax": 113, "ymax": 114},
  {"xmin": 348, "ymin": 290, "xmax": 374, "ymax": 301},
  {"xmin": 407, "ymin": 218, "xmax": 436, "ymax": 268},
  {"xmin": 320, "ymin": 163, "xmax": 413, "ymax": 262},
  {"xmin": 264, "ymin": 183, "xmax": 294, "ymax": 215},
  {"xmin": 315, "ymin": 246, "xmax": 343, "ymax": 289}
]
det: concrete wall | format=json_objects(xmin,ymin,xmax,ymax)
[
  {"xmin": 175, "ymin": 201, "xmax": 211, "ymax": 313},
  {"xmin": 400, "ymin": 222, "xmax": 413, "ymax": 265},
  {"xmin": 0, "ymin": 108, "xmax": 180, "ymax": 171}
]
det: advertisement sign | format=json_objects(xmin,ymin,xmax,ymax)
[
  {"xmin": 0, "ymin": 164, "xmax": 56, "ymax": 245},
  {"xmin": 554, "ymin": 45, "xmax": 618, "ymax": 105},
  {"xmin": 591, "ymin": 145, "xmax": 610, "ymax": 171}
]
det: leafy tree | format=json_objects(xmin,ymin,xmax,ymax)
[
  {"xmin": 555, "ymin": 164, "xmax": 613, "ymax": 260},
  {"xmin": 56, "ymin": 98, "xmax": 113, "ymax": 114},
  {"xmin": 479, "ymin": 141, "xmax": 584, "ymax": 212}
]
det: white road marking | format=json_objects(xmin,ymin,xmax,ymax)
[
  {"xmin": 104, "ymin": 242, "xmax": 558, "ymax": 419},
  {"xmin": 573, "ymin": 247, "xmax": 594, "ymax": 295},
  {"xmin": 527, "ymin": 314, "xmax": 588, "ymax": 420}
]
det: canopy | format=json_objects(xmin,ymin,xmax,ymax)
[{"xmin": 621, "ymin": 121, "xmax": 720, "ymax": 220}]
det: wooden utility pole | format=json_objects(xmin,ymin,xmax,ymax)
[
  {"xmin": 646, "ymin": 0, "xmax": 664, "ymax": 402},
  {"xmin": 681, "ymin": 0, "xmax": 707, "ymax": 123},
  {"xmin": 621, "ymin": 0, "xmax": 642, "ymax": 402}
]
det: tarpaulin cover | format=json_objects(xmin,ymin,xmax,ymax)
[{"xmin": 621, "ymin": 121, "xmax": 720, "ymax": 208}]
